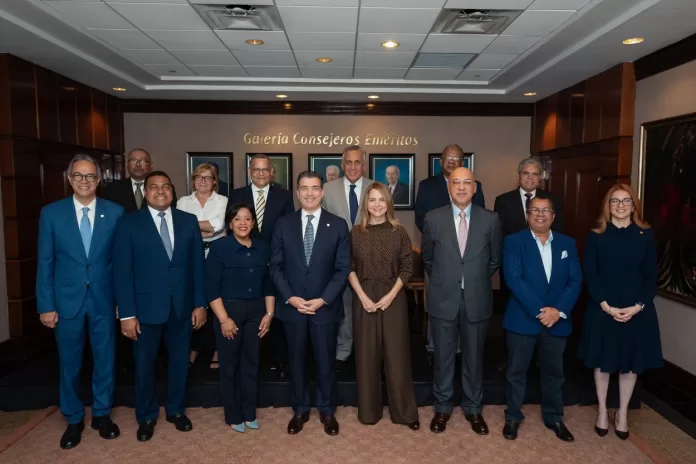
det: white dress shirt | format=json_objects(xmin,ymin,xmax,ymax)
[
  {"xmin": 148, "ymin": 206, "xmax": 175, "ymax": 249},
  {"xmin": 343, "ymin": 176, "xmax": 364, "ymax": 207},
  {"xmin": 73, "ymin": 196, "xmax": 96, "ymax": 233},
  {"xmin": 301, "ymin": 208, "xmax": 322, "ymax": 240},
  {"xmin": 251, "ymin": 183, "xmax": 271, "ymax": 210},
  {"xmin": 530, "ymin": 229, "xmax": 566, "ymax": 319},
  {"xmin": 176, "ymin": 191, "xmax": 228, "ymax": 242},
  {"xmin": 520, "ymin": 187, "xmax": 537, "ymax": 213}
]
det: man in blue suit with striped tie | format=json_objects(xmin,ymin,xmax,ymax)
[
  {"xmin": 37, "ymin": 154, "xmax": 124, "ymax": 449},
  {"xmin": 113, "ymin": 171, "xmax": 207, "ymax": 442}
]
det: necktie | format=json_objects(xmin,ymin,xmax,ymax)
[
  {"xmin": 158, "ymin": 211, "xmax": 173, "ymax": 260},
  {"xmin": 524, "ymin": 192, "xmax": 532, "ymax": 210},
  {"xmin": 458, "ymin": 210, "xmax": 468, "ymax": 257},
  {"xmin": 256, "ymin": 189, "xmax": 266, "ymax": 232},
  {"xmin": 134, "ymin": 182, "xmax": 144, "ymax": 209},
  {"xmin": 349, "ymin": 184, "xmax": 358, "ymax": 225},
  {"xmin": 303, "ymin": 214, "xmax": 314, "ymax": 265},
  {"xmin": 79, "ymin": 207, "xmax": 92, "ymax": 256}
]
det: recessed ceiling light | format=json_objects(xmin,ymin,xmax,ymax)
[
  {"xmin": 381, "ymin": 40, "xmax": 399, "ymax": 49},
  {"xmin": 367, "ymin": 95, "xmax": 380, "ymax": 99},
  {"xmin": 61, "ymin": 86, "xmax": 76, "ymax": 91},
  {"xmin": 276, "ymin": 94, "xmax": 288, "ymax": 99},
  {"xmin": 245, "ymin": 39, "xmax": 264, "ymax": 45},
  {"xmin": 524, "ymin": 92, "xmax": 537, "ymax": 96},
  {"xmin": 367, "ymin": 103, "xmax": 375, "ymax": 109},
  {"xmin": 316, "ymin": 57, "xmax": 332, "ymax": 63},
  {"xmin": 623, "ymin": 37, "xmax": 644, "ymax": 45},
  {"xmin": 112, "ymin": 87, "xmax": 126, "ymax": 92}
]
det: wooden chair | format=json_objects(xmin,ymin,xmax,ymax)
[{"xmin": 406, "ymin": 247, "xmax": 427, "ymax": 336}]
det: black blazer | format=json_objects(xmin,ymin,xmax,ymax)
[
  {"xmin": 493, "ymin": 188, "xmax": 564, "ymax": 236},
  {"xmin": 229, "ymin": 184, "xmax": 295, "ymax": 243},
  {"xmin": 102, "ymin": 177, "xmax": 178, "ymax": 214},
  {"xmin": 415, "ymin": 174, "xmax": 485, "ymax": 233},
  {"xmin": 390, "ymin": 182, "xmax": 409, "ymax": 205}
]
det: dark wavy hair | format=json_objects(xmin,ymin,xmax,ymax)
[{"xmin": 224, "ymin": 203, "xmax": 258, "ymax": 238}]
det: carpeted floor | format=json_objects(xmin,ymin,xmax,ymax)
[{"xmin": 1, "ymin": 405, "xmax": 690, "ymax": 464}]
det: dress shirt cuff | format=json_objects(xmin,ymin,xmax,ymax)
[
  {"xmin": 120, "ymin": 316, "xmax": 135, "ymax": 321},
  {"xmin": 559, "ymin": 312, "xmax": 567, "ymax": 319},
  {"xmin": 208, "ymin": 217, "xmax": 223, "ymax": 233}
]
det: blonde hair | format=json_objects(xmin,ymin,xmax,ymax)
[
  {"xmin": 355, "ymin": 182, "xmax": 401, "ymax": 232},
  {"xmin": 190, "ymin": 163, "xmax": 218, "ymax": 193},
  {"xmin": 592, "ymin": 183, "xmax": 649, "ymax": 233}
]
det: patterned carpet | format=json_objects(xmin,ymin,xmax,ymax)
[{"xmin": 1, "ymin": 405, "xmax": 682, "ymax": 464}]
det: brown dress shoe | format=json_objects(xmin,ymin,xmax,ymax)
[
  {"xmin": 429, "ymin": 412, "xmax": 450, "ymax": 433},
  {"xmin": 319, "ymin": 413, "xmax": 339, "ymax": 436},
  {"xmin": 464, "ymin": 413, "xmax": 489, "ymax": 435},
  {"xmin": 407, "ymin": 421, "xmax": 420, "ymax": 431},
  {"xmin": 287, "ymin": 412, "xmax": 310, "ymax": 435}
]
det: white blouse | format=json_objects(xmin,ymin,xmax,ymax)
[{"xmin": 176, "ymin": 191, "xmax": 228, "ymax": 242}]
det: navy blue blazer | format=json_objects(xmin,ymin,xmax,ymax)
[
  {"xmin": 229, "ymin": 184, "xmax": 295, "ymax": 243},
  {"xmin": 36, "ymin": 197, "xmax": 124, "ymax": 319},
  {"xmin": 269, "ymin": 209, "xmax": 350, "ymax": 325},
  {"xmin": 415, "ymin": 174, "xmax": 485, "ymax": 232},
  {"xmin": 502, "ymin": 229, "xmax": 582, "ymax": 337},
  {"xmin": 113, "ymin": 207, "xmax": 206, "ymax": 324}
]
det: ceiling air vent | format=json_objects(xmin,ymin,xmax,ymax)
[
  {"xmin": 432, "ymin": 9, "xmax": 522, "ymax": 35},
  {"xmin": 190, "ymin": 4, "xmax": 284, "ymax": 31}
]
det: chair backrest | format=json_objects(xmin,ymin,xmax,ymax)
[{"xmin": 411, "ymin": 247, "xmax": 424, "ymax": 280}]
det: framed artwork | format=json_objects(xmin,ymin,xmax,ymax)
[
  {"xmin": 428, "ymin": 152, "xmax": 475, "ymax": 177},
  {"xmin": 246, "ymin": 153, "xmax": 293, "ymax": 191},
  {"xmin": 309, "ymin": 154, "xmax": 343, "ymax": 183},
  {"xmin": 369, "ymin": 154, "xmax": 415, "ymax": 210},
  {"xmin": 639, "ymin": 113, "xmax": 696, "ymax": 308},
  {"xmin": 186, "ymin": 152, "xmax": 233, "ymax": 197},
  {"xmin": 113, "ymin": 154, "xmax": 124, "ymax": 181}
]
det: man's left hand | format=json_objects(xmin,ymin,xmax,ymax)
[
  {"xmin": 304, "ymin": 299, "xmax": 326, "ymax": 313},
  {"xmin": 192, "ymin": 307, "xmax": 207, "ymax": 329},
  {"xmin": 538, "ymin": 307, "xmax": 561, "ymax": 328}
]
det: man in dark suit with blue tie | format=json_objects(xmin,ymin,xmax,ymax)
[
  {"xmin": 113, "ymin": 171, "xmax": 207, "ymax": 442},
  {"xmin": 270, "ymin": 170, "xmax": 350, "ymax": 436},
  {"xmin": 37, "ymin": 154, "xmax": 124, "ymax": 449},
  {"xmin": 501, "ymin": 196, "xmax": 582, "ymax": 442}
]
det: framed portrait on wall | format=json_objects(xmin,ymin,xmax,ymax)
[
  {"xmin": 247, "ymin": 153, "xmax": 293, "ymax": 191},
  {"xmin": 369, "ymin": 154, "xmax": 415, "ymax": 210},
  {"xmin": 186, "ymin": 152, "xmax": 233, "ymax": 197},
  {"xmin": 639, "ymin": 113, "xmax": 696, "ymax": 308},
  {"xmin": 309, "ymin": 154, "xmax": 343, "ymax": 183},
  {"xmin": 428, "ymin": 152, "xmax": 475, "ymax": 177}
]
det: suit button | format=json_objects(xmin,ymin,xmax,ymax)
[
  {"xmin": 86, "ymin": 265, "xmax": 91, "ymax": 269},
  {"xmin": 83, "ymin": 282, "xmax": 89, "ymax": 288},
  {"xmin": 247, "ymin": 252, "xmax": 251, "ymax": 257},
  {"xmin": 250, "ymin": 268, "xmax": 254, "ymax": 273},
  {"xmin": 248, "ymin": 289, "xmax": 252, "ymax": 293}
]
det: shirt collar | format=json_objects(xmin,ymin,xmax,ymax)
[
  {"xmin": 302, "ymin": 208, "xmax": 322, "ymax": 221},
  {"xmin": 230, "ymin": 236, "xmax": 258, "ymax": 252},
  {"xmin": 452, "ymin": 202, "xmax": 472, "ymax": 220},
  {"xmin": 148, "ymin": 205, "xmax": 172, "ymax": 220},
  {"xmin": 73, "ymin": 196, "xmax": 97, "ymax": 215},
  {"xmin": 530, "ymin": 229, "xmax": 553, "ymax": 243},
  {"xmin": 252, "ymin": 183, "xmax": 270, "ymax": 196},
  {"xmin": 344, "ymin": 176, "xmax": 363, "ymax": 188},
  {"xmin": 131, "ymin": 177, "xmax": 145, "ymax": 187},
  {"xmin": 520, "ymin": 187, "xmax": 536, "ymax": 197}
]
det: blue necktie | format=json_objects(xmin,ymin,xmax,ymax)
[
  {"xmin": 303, "ymin": 214, "xmax": 314, "ymax": 265},
  {"xmin": 79, "ymin": 207, "xmax": 91, "ymax": 256},
  {"xmin": 349, "ymin": 184, "xmax": 358, "ymax": 225},
  {"xmin": 158, "ymin": 211, "xmax": 173, "ymax": 260}
]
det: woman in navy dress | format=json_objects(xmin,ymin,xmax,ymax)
[
  {"xmin": 205, "ymin": 203, "xmax": 275, "ymax": 433},
  {"xmin": 579, "ymin": 184, "xmax": 662, "ymax": 440}
]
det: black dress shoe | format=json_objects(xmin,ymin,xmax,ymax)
[
  {"xmin": 137, "ymin": 420, "xmax": 157, "ymax": 442},
  {"xmin": 594, "ymin": 414, "xmax": 608, "ymax": 437},
  {"xmin": 319, "ymin": 413, "xmax": 340, "ymax": 436},
  {"xmin": 545, "ymin": 421, "xmax": 575, "ymax": 442},
  {"xmin": 60, "ymin": 422, "xmax": 84, "ymax": 449},
  {"xmin": 91, "ymin": 416, "xmax": 120, "ymax": 439},
  {"xmin": 287, "ymin": 412, "xmax": 310, "ymax": 435},
  {"xmin": 429, "ymin": 412, "xmax": 449, "ymax": 433},
  {"xmin": 426, "ymin": 352, "xmax": 434, "ymax": 367},
  {"xmin": 614, "ymin": 414, "xmax": 629, "ymax": 440},
  {"xmin": 166, "ymin": 413, "xmax": 193, "ymax": 432},
  {"xmin": 407, "ymin": 421, "xmax": 420, "ymax": 431},
  {"xmin": 464, "ymin": 413, "xmax": 489, "ymax": 435},
  {"xmin": 503, "ymin": 420, "xmax": 520, "ymax": 440}
]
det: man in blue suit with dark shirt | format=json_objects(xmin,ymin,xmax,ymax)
[
  {"xmin": 113, "ymin": 171, "xmax": 207, "ymax": 442},
  {"xmin": 37, "ymin": 154, "xmax": 124, "ymax": 449},
  {"xmin": 270, "ymin": 170, "xmax": 350, "ymax": 437},
  {"xmin": 501, "ymin": 196, "xmax": 582, "ymax": 442}
]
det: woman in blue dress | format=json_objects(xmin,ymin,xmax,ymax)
[{"xmin": 579, "ymin": 184, "xmax": 663, "ymax": 440}]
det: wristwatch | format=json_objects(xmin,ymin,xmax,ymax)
[
  {"xmin": 635, "ymin": 301, "xmax": 645, "ymax": 311},
  {"xmin": 266, "ymin": 312, "xmax": 275, "ymax": 318}
]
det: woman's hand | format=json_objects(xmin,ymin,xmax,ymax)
[
  {"xmin": 613, "ymin": 305, "xmax": 641, "ymax": 323},
  {"xmin": 374, "ymin": 292, "xmax": 396, "ymax": 311},
  {"xmin": 258, "ymin": 314, "xmax": 273, "ymax": 338},
  {"xmin": 220, "ymin": 318, "xmax": 238, "ymax": 339},
  {"xmin": 360, "ymin": 295, "xmax": 377, "ymax": 313}
]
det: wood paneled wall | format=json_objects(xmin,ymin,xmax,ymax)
[{"xmin": 0, "ymin": 54, "xmax": 125, "ymax": 344}]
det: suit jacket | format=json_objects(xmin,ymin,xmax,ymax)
[
  {"xmin": 493, "ymin": 188, "xmax": 564, "ymax": 236},
  {"xmin": 113, "ymin": 207, "xmax": 206, "ymax": 325},
  {"xmin": 390, "ymin": 181, "xmax": 409, "ymax": 205},
  {"xmin": 422, "ymin": 204, "xmax": 503, "ymax": 322},
  {"xmin": 270, "ymin": 209, "xmax": 350, "ymax": 325},
  {"xmin": 322, "ymin": 176, "xmax": 374, "ymax": 230},
  {"xmin": 502, "ymin": 229, "xmax": 582, "ymax": 337},
  {"xmin": 102, "ymin": 177, "xmax": 178, "ymax": 214},
  {"xmin": 229, "ymin": 184, "xmax": 295, "ymax": 243},
  {"xmin": 415, "ymin": 174, "xmax": 485, "ymax": 233},
  {"xmin": 36, "ymin": 197, "xmax": 124, "ymax": 319}
]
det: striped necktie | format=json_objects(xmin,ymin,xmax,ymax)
[
  {"xmin": 256, "ymin": 189, "xmax": 266, "ymax": 232},
  {"xmin": 134, "ymin": 182, "xmax": 144, "ymax": 209},
  {"xmin": 304, "ymin": 214, "xmax": 314, "ymax": 265}
]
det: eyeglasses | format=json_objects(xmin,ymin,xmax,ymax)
[
  {"xmin": 609, "ymin": 198, "xmax": 633, "ymax": 206},
  {"xmin": 128, "ymin": 159, "xmax": 151, "ymax": 166},
  {"xmin": 527, "ymin": 208, "xmax": 554, "ymax": 216},
  {"xmin": 443, "ymin": 156, "xmax": 464, "ymax": 162},
  {"xmin": 250, "ymin": 168, "xmax": 270, "ymax": 174},
  {"xmin": 521, "ymin": 170, "xmax": 541, "ymax": 178},
  {"xmin": 343, "ymin": 160, "xmax": 363, "ymax": 167},
  {"xmin": 451, "ymin": 179, "xmax": 473, "ymax": 185},
  {"xmin": 71, "ymin": 172, "xmax": 98, "ymax": 183},
  {"xmin": 194, "ymin": 175, "xmax": 214, "ymax": 182}
]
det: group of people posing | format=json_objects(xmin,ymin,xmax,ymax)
[{"xmin": 36, "ymin": 144, "xmax": 662, "ymax": 451}]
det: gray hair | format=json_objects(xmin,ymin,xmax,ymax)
[
  {"xmin": 386, "ymin": 165, "xmax": 400, "ymax": 175},
  {"xmin": 342, "ymin": 145, "xmax": 367, "ymax": 163},
  {"xmin": 249, "ymin": 153, "xmax": 270, "ymax": 167},
  {"xmin": 67, "ymin": 154, "xmax": 102, "ymax": 179},
  {"xmin": 326, "ymin": 165, "xmax": 340, "ymax": 174},
  {"xmin": 517, "ymin": 157, "xmax": 542, "ymax": 174}
]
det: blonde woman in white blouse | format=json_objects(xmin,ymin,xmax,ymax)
[{"xmin": 177, "ymin": 163, "xmax": 228, "ymax": 368}]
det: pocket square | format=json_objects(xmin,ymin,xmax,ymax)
[{"xmin": 561, "ymin": 250, "xmax": 568, "ymax": 259}]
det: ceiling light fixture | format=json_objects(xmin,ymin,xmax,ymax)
[
  {"xmin": 112, "ymin": 87, "xmax": 126, "ymax": 92},
  {"xmin": 623, "ymin": 37, "xmax": 644, "ymax": 45},
  {"xmin": 284, "ymin": 103, "xmax": 292, "ymax": 109},
  {"xmin": 381, "ymin": 40, "xmax": 399, "ymax": 48},
  {"xmin": 524, "ymin": 92, "xmax": 537, "ymax": 96},
  {"xmin": 245, "ymin": 39, "xmax": 264, "ymax": 45},
  {"xmin": 316, "ymin": 57, "xmax": 332, "ymax": 63},
  {"xmin": 367, "ymin": 103, "xmax": 375, "ymax": 109},
  {"xmin": 276, "ymin": 94, "xmax": 288, "ymax": 99},
  {"xmin": 367, "ymin": 95, "xmax": 380, "ymax": 100},
  {"xmin": 61, "ymin": 86, "xmax": 76, "ymax": 91}
]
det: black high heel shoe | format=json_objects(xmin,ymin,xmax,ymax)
[
  {"xmin": 594, "ymin": 414, "xmax": 608, "ymax": 437},
  {"xmin": 614, "ymin": 413, "xmax": 629, "ymax": 440}
]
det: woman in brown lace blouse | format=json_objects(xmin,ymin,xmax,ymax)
[{"xmin": 348, "ymin": 182, "xmax": 419, "ymax": 430}]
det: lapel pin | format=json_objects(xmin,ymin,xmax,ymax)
[
  {"xmin": 100, "ymin": 214, "xmax": 104, "ymax": 218},
  {"xmin": 327, "ymin": 223, "xmax": 330, "ymax": 227},
  {"xmin": 640, "ymin": 231, "xmax": 643, "ymax": 234}
]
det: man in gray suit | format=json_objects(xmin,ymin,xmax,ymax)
[
  {"xmin": 422, "ymin": 167, "xmax": 503, "ymax": 435},
  {"xmin": 322, "ymin": 145, "xmax": 374, "ymax": 366}
]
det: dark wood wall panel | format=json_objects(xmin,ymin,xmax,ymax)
[
  {"xmin": 0, "ymin": 138, "xmax": 40, "ymax": 177},
  {"xmin": 1, "ymin": 178, "xmax": 43, "ymax": 218},
  {"xmin": 3, "ymin": 219, "xmax": 39, "ymax": 260},
  {"xmin": 7, "ymin": 58, "xmax": 37, "ymax": 139},
  {"xmin": 583, "ymin": 74, "xmax": 603, "ymax": 143},
  {"xmin": 107, "ymin": 96, "xmax": 122, "ymax": 153},
  {"xmin": 92, "ymin": 89, "xmax": 108, "ymax": 150},
  {"xmin": 5, "ymin": 259, "xmax": 37, "ymax": 300},
  {"xmin": 0, "ymin": 56, "xmax": 12, "ymax": 135},
  {"xmin": 555, "ymin": 88, "xmax": 572, "ymax": 149},
  {"xmin": 76, "ymin": 84, "xmax": 93, "ymax": 148},
  {"xmin": 35, "ymin": 67, "xmax": 59, "ymax": 143}
]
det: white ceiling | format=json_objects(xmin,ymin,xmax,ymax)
[{"xmin": 0, "ymin": 0, "xmax": 694, "ymax": 102}]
